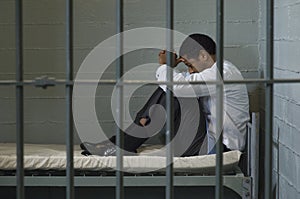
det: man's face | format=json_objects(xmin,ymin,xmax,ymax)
[
  {"xmin": 181, "ymin": 54, "xmax": 204, "ymax": 73},
  {"xmin": 181, "ymin": 50, "xmax": 214, "ymax": 73}
]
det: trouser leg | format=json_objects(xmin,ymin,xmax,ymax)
[
  {"xmin": 111, "ymin": 87, "xmax": 178, "ymax": 152},
  {"xmin": 176, "ymin": 97, "xmax": 207, "ymax": 157},
  {"xmin": 110, "ymin": 87, "xmax": 208, "ymax": 157}
]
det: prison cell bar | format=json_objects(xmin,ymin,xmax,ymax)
[
  {"xmin": 216, "ymin": 0, "xmax": 224, "ymax": 198},
  {"xmin": 15, "ymin": 0, "xmax": 24, "ymax": 199},
  {"xmin": 265, "ymin": 0, "xmax": 274, "ymax": 198},
  {"xmin": 166, "ymin": 0, "xmax": 174, "ymax": 199},
  {"xmin": 2, "ymin": 78, "xmax": 300, "ymax": 86},
  {"xmin": 65, "ymin": 0, "xmax": 74, "ymax": 199},
  {"xmin": 116, "ymin": 0, "xmax": 124, "ymax": 199}
]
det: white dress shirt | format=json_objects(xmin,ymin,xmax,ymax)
[{"xmin": 155, "ymin": 60, "xmax": 250, "ymax": 151}]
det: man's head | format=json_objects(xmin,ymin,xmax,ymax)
[{"xmin": 179, "ymin": 33, "xmax": 216, "ymax": 72}]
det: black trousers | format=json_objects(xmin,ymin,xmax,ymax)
[{"xmin": 109, "ymin": 87, "xmax": 207, "ymax": 157}]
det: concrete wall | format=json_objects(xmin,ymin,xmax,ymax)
[
  {"xmin": 259, "ymin": 0, "xmax": 300, "ymax": 198},
  {"xmin": 0, "ymin": 0, "xmax": 260, "ymax": 144}
]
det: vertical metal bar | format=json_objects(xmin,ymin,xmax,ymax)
[
  {"xmin": 265, "ymin": 0, "xmax": 274, "ymax": 198},
  {"xmin": 15, "ymin": 0, "xmax": 24, "ymax": 199},
  {"xmin": 215, "ymin": 0, "xmax": 224, "ymax": 198},
  {"xmin": 247, "ymin": 124, "xmax": 251, "ymax": 176},
  {"xmin": 251, "ymin": 113, "xmax": 260, "ymax": 199},
  {"xmin": 65, "ymin": 0, "xmax": 74, "ymax": 198},
  {"xmin": 166, "ymin": 0, "xmax": 174, "ymax": 199},
  {"xmin": 116, "ymin": 0, "xmax": 124, "ymax": 199}
]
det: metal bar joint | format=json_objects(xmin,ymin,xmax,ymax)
[{"xmin": 34, "ymin": 76, "xmax": 56, "ymax": 89}]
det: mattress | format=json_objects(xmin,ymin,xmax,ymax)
[{"xmin": 0, "ymin": 143, "xmax": 242, "ymax": 174}]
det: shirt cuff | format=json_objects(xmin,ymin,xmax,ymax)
[
  {"xmin": 155, "ymin": 64, "xmax": 167, "ymax": 91},
  {"xmin": 155, "ymin": 64, "xmax": 167, "ymax": 80}
]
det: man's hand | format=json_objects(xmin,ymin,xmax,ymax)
[
  {"xmin": 139, "ymin": 118, "xmax": 147, "ymax": 126},
  {"xmin": 158, "ymin": 50, "xmax": 184, "ymax": 68}
]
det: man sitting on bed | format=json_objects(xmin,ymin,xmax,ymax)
[
  {"xmin": 156, "ymin": 33, "xmax": 250, "ymax": 153},
  {"xmin": 81, "ymin": 33, "xmax": 249, "ymax": 156}
]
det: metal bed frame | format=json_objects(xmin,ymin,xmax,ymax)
[
  {"xmin": 0, "ymin": 175, "xmax": 251, "ymax": 198},
  {"xmin": 1, "ymin": 0, "xmax": 297, "ymax": 198}
]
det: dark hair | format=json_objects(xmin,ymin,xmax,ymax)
[{"xmin": 179, "ymin": 33, "xmax": 216, "ymax": 59}]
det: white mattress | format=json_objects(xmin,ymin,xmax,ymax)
[{"xmin": 0, "ymin": 143, "xmax": 242, "ymax": 174}]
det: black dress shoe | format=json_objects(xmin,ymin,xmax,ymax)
[
  {"xmin": 80, "ymin": 140, "xmax": 112, "ymax": 151},
  {"xmin": 80, "ymin": 142, "xmax": 95, "ymax": 150},
  {"xmin": 102, "ymin": 144, "xmax": 117, "ymax": 156},
  {"xmin": 81, "ymin": 150, "xmax": 92, "ymax": 156},
  {"xmin": 80, "ymin": 142, "xmax": 116, "ymax": 156},
  {"xmin": 81, "ymin": 142, "xmax": 137, "ymax": 156}
]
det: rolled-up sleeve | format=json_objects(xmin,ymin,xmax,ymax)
[{"xmin": 155, "ymin": 65, "xmax": 215, "ymax": 97}]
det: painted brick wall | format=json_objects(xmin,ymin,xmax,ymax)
[
  {"xmin": 259, "ymin": 0, "xmax": 300, "ymax": 198},
  {"xmin": 0, "ymin": 0, "xmax": 260, "ymax": 144}
]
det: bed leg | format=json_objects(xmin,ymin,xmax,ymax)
[{"xmin": 242, "ymin": 178, "xmax": 252, "ymax": 199}]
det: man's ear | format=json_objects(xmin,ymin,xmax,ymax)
[{"xmin": 198, "ymin": 50, "xmax": 208, "ymax": 61}]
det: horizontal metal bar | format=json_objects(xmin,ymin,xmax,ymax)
[
  {"xmin": 0, "ymin": 175, "xmax": 249, "ymax": 197},
  {"xmin": 1, "ymin": 78, "xmax": 300, "ymax": 86},
  {"xmin": 0, "ymin": 175, "xmax": 246, "ymax": 187}
]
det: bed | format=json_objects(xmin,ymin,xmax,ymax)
[
  {"xmin": 0, "ymin": 113, "xmax": 259, "ymax": 199},
  {"xmin": 0, "ymin": 143, "xmax": 241, "ymax": 174}
]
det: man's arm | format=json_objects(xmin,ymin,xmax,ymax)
[{"xmin": 156, "ymin": 64, "xmax": 215, "ymax": 98}]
